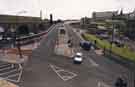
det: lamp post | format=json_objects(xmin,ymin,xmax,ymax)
[
  {"xmin": 110, "ymin": 23, "xmax": 115, "ymax": 54},
  {"xmin": 15, "ymin": 11, "xmax": 27, "ymax": 58},
  {"xmin": 110, "ymin": 14, "xmax": 115, "ymax": 54}
]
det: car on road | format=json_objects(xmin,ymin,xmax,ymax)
[
  {"xmin": 73, "ymin": 52, "xmax": 83, "ymax": 64},
  {"xmin": 80, "ymin": 41, "xmax": 91, "ymax": 51}
]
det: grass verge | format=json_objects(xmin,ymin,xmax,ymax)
[{"xmin": 83, "ymin": 33, "xmax": 135, "ymax": 62}]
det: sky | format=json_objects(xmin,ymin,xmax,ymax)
[{"xmin": 0, "ymin": 0, "xmax": 135, "ymax": 20}]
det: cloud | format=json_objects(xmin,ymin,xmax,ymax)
[{"xmin": 0, "ymin": 0, "xmax": 135, "ymax": 19}]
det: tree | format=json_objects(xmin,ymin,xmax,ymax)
[{"xmin": 17, "ymin": 24, "xmax": 29, "ymax": 36}]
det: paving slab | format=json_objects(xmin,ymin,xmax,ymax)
[
  {"xmin": 0, "ymin": 79, "xmax": 18, "ymax": 87},
  {"xmin": 0, "ymin": 54, "xmax": 28, "ymax": 64}
]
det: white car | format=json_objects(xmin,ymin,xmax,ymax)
[{"xmin": 73, "ymin": 52, "xmax": 83, "ymax": 64}]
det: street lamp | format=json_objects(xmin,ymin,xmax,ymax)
[
  {"xmin": 109, "ymin": 14, "xmax": 116, "ymax": 54},
  {"xmin": 109, "ymin": 14, "xmax": 121, "ymax": 54},
  {"xmin": 15, "ymin": 10, "xmax": 27, "ymax": 58}
]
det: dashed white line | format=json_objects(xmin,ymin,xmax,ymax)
[{"xmin": 88, "ymin": 58, "xmax": 99, "ymax": 67}]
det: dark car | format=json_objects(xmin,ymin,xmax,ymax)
[{"xmin": 80, "ymin": 41, "xmax": 91, "ymax": 51}]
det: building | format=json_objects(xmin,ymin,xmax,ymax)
[
  {"xmin": 128, "ymin": 10, "xmax": 135, "ymax": 19},
  {"xmin": 0, "ymin": 14, "xmax": 41, "ymax": 23},
  {"xmin": 92, "ymin": 11, "xmax": 118, "ymax": 20},
  {"xmin": 0, "ymin": 14, "xmax": 44, "ymax": 36},
  {"xmin": 125, "ymin": 19, "xmax": 135, "ymax": 40}
]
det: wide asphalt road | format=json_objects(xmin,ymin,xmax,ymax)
[
  {"xmin": 19, "ymin": 23, "xmax": 134, "ymax": 87},
  {"xmin": 64, "ymin": 22, "xmax": 134, "ymax": 87}
]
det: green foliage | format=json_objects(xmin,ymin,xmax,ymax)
[{"xmin": 83, "ymin": 34, "xmax": 135, "ymax": 61}]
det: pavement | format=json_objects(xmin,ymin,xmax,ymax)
[
  {"xmin": 19, "ymin": 23, "xmax": 134, "ymax": 87},
  {"xmin": 0, "ymin": 40, "xmax": 41, "ymax": 63},
  {"xmin": 0, "ymin": 36, "xmax": 42, "ymax": 87},
  {"xmin": 0, "ymin": 79, "xmax": 18, "ymax": 87}
]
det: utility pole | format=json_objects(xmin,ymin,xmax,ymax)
[
  {"xmin": 15, "ymin": 11, "xmax": 27, "ymax": 58},
  {"xmin": 40, "ymin": 10, "xmax": 43, "ymax": 20},
  {"xmin": 110, "ymin": 13, "xmax": 115, "ymax": 54},
  {"xmin": 50, "ymin": 14, "xmax": 53, "ymax": 24}
]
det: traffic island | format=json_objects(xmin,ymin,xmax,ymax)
[
  {"xmin": 54, "ymin": 27, "xmax": 74, "ymax": 57},
  {"xmin": 55, "ymin": 44, "xmax": 74, "ymax": 57}
]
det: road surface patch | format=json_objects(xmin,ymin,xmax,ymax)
[{"xmin": 49, "ymin": 64, "xmax": 77, "ymax": 81}]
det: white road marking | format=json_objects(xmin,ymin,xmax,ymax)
[
  {"xmin": 17, "ymin": 69, "xmax": 23, "ymax": 82},
  {"xmin": 5, "ymin": 73, "xmax": 19, "ymax": 79},
  {"xmin": 0, "ymin": 66, "xmax": 11, "ymax": 71},
  {"xmin": 49, "ymin": 64, "xmax": 77, "ymax": 81},
  {"xmin": 0, "ymin": 69, "xmax": 18, "ymax": 75},
  {"xmin": 5, "ymin": 66, "xmax": 23, "ymax": 83},
  {"xmin": 46, "ymin": 24, "xmax": 57, "ymax": 36},
  {"xmin": 0, "ymin": 64, "xmax": 11, "ymax": 68},
  {"xmin": 0, "ymin": 64, "xmax": 23, "ymax": 83},
  {"xmin": 19, "ymin": 64, "xmax": 22, "ymax": 70},
  {"xmin": 98, "ymin": 81, "xmax": 111, "ymax": 87},
  {"xmin": 88, "ymin": 58, "xmax": 99, "ymax": 67}
]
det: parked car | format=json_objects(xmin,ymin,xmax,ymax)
[{"xmin": 73, "ymin": 52, "xmax": 83, "ymax": 64}]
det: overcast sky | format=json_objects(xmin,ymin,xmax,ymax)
[{"xmin": 0, "ymin": 0, "xmax": 135, "ymax": 20}]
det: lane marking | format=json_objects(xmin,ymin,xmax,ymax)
[
  {"xmin": 17, "ymin": 69, "xmax": 23, "ymax": 82},
  {"xmin": 0, "ymin": 64, "xmax": 23, "ymax": 83},
  {"xmin": 98, "ymin": 81, "xmax": 111, "ymax": 87},
  {"xmin": 49, "ymin": 64, "xmax": 77, "ymax": 81},
  {"xmin": 0, "ymin": 66, "xmax": 12, "ymax": 71},
  {"xmin": 88, "ymin": 58, "xmax": 99, "ymax": 67},
  {"xmin": 0, "ymin": 64, "xmax": 11, "ymax": 68},
  {"xmin": 0, "ymin": 69, "xmax": 18, "ymax": 76},
  {"xmin": 46, "ymin": 24, "xmax": 57, "ymax": 36},
  {"xmin": 5, "ymin": 73, "xmax": 19, "ymax": 79}
]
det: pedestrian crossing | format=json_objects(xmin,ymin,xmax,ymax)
[{"xmin": 0, "ymin": 61, "xmax": 22, "ymax": 83}]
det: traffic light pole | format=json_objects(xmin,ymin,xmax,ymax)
[{"xmin": 110, "ymin": 24, "xmax": 114, "ymax": 54}]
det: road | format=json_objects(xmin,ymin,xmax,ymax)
[
  {"xmin": 20, "ymin": 23, "xmax": 134, "ymax": 87},
  {"xmin": 64, "ymin": 22, "xmax": 134, "ymax": 87}
]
